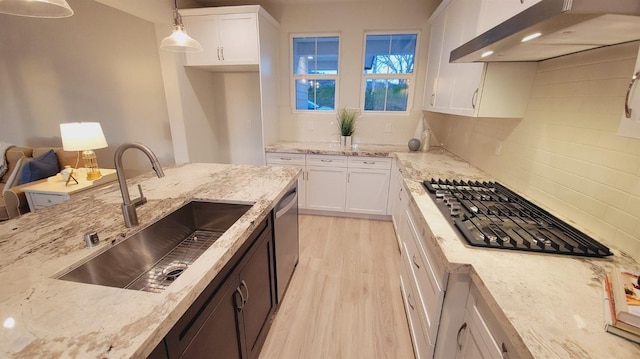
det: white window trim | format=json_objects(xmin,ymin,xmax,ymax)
[
  {"xmin": 360, "ymin": 30, "xmax": 420, "ymax": 114},
  {"xmin": 290, "ymin": 33, "xmax": 341, "ymax": 114}
]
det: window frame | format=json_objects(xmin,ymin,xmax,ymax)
[
  {"xmin": 290, "ymin": 33, "xmax": 341, "ymax": 113},
  {"xmin": 360, "ymin": 30, "xmax": 419, "ymax": 114}
]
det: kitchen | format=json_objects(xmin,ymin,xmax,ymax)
[{"xmin": 1, "ymin": 0, "xmax": 640, "ymax": 358}]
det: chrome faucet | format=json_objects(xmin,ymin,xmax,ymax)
[{"xmin": 114, "ymin": 142, "xmax": 165, "ymax": 227}]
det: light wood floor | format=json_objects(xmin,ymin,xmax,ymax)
[{"xmin": 259, "ymin": 215, "xmax": 415, "ymax": 359}]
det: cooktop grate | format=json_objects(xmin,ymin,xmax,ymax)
[
  {"xmin": 127, "ymin": 230, "xmax": 223, "ymax": 293},
  {"xmin": 423, "ymin": 179, "xmax": 613, "ymax": 258}
]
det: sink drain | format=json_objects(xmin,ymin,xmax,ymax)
[{"xmin": 161, "ymin": 263, "xmax": 189, "ymax": 281}]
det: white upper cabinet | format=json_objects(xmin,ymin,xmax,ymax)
[
  {"xmin": 617, "ymin": 45, "xmax": 640, "ymax": 139},
  {"xmin": 476, "ymin": 0, "xmax": 542, "ymax": 35},
  {"xmin": 423, "ymin": 0, "xmax": 538, "ymax": 118},
  {"xmin": 182, "ymin": 11, "xmax": 260, "ymax": 67}
]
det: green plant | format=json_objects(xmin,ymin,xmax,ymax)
[{"xmin": 337, "ymin": 108, "xmax": 359, "ymax": 136}]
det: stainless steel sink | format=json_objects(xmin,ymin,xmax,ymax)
[{"xmin": 59, "ymin": 201, "xmax": 252, "ymax": 293}]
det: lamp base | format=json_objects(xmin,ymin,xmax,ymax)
[{"xmin": 81, "ymin": 150, "xmax": 102, "ymax": 181}]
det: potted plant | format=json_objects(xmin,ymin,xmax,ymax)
[{"xmin": 337, "ymin": 108, "xmax": 359, "ymax": 146}]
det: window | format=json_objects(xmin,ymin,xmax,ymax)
[
  {"xmin": 292, "ymin": 36, "xmax": 339, "ymax": 111},
  {"xmin": 363, "ymin": 33, "xmax": 417, "ymax": 112}
]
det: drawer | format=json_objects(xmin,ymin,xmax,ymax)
[
  {"xmin": 400, "ymin": 258, "xmax": 434, "ymax": 359},
  {"xmin": 403, "ymin": 234, "xmax": 444, "ymax": 345},
  {"xmin": 306, "ymin": 154, "xmax": 347, "ymax": 168},
  {"xmin": 348, "ymin": 156, "xmax": 392, "ymax": 170},
  {"xmin": 266, "ymin": 153, "xmax": 305, "ymax": 166},
  {"xmin": 31, "ymin": 193, "xmax": 68, "ymax": 208}
]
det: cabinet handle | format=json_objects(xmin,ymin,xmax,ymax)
[
  {"xmin": 235, "ymin": 287, "xmax": 245, "ymax": 311},
  {"xmin": 399, "ymin": 187, "xmax": 403, "ymax": 201},
  {"xmin": 280, "ymin": 157, "xmax": 292, "ymax": 161},
  {"xmin": 407, "ymin": 293, "xmax": 415, "ymax": 310},
  {"xmin": 471, "ymin": 88, "xmax": 479, "ymax": 109},
  {"xmin": 347, "ymin": 173, "xmax": 350, "ymax": 183},
  {"xmin": 456, "ymin": 322, "xmax": 468, "ymax": 350},
  {"xmin": 221, "ymin": 47, "xmax": 225, "ymax": 60},
  {"xmin": 241, "ymin": 280, "xmax": 249, "ymax": 302},
  {"xmin": 430, "ymin": 93, "xmax": 435, "ymax": 106},
  {"xmin": 625, "ymin": 71, "xmax": 639, "ymax": 118},
  {"xmin": 217, "ymin": 47, "xmax": 221, "ymax": 61},
  {"xmin": 412, "ymin": 255, "xmax": 420, "ymax": 269},
  {"xmin": 363, "ymin": 161, "xmax": 376, "ymax": 165},
  {"xmin": 501, "ymin": 343, "xmax": 510, "ymax": 359},
  {"xmin": 320, "ymin": 159, "xmax": 332, "ymax": 163}
]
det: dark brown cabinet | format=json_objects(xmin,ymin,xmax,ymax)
[{"xmin": 160, "ymin": 217, "xmax": 275, "ymax": 359}]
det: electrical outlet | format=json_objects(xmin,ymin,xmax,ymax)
[
  {"xmin": 494, "ymin": 141, "xmax": 503, "ymax": 156},
  {"xmin": 385, "ymin": 123, "xmax": 392, "ymax": 133}
]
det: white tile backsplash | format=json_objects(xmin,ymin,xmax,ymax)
[{"xmin": 427, "ymin": 41, "xmax": 640, "ymax": 256}]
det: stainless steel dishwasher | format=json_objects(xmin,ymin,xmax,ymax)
[{"xmin": 273, "ymin": 183, "xmax": 299, "ymax": 303}]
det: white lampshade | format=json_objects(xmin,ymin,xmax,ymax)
[
  {"xmin": 60, "ymin": 122, "xmax": 108, "ymax": 151},
  {"xmin": 161, "ymin": 27, "xmax": 203, "ymax": 53},
  {"xmin": 160, "ymin": 3, "xmax": 202, "ymax": 53},
  {"xmin": 0, "ymin": 0, "xmax": 73, "ymax": 18}
]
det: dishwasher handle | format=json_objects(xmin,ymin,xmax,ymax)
[{"xmin": 276, "ymin": 188, "xmax": 298, "ymax": 219}]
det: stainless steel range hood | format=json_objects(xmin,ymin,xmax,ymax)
[{"xmin": 450, "ymin": 0, "xmax": 640, "ymax": 63}]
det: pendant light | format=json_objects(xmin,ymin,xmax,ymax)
[
  {"xmin": 0, "ymin": 0, "xmax": 73, "ymax": 18},
  {"xmin": 160, "ymin": 0, "xmax": 202, "ymax": 53}
]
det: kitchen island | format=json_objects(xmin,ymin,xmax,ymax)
[
  {"xmin": 0, "ymin": 163, "xmax": 300, "ymax": 358},
  {"xmin": 267, "ymin": 142, "xmax": 640, "ymax": 358}
]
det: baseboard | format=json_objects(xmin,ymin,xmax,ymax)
[{"xmin": 299, "ymin": 208, "xmax": 391, "ymax": 221}]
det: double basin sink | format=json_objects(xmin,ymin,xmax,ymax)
[{"xmin": 59, "ymin": 201, "xmax": 252, "ymax": 293}]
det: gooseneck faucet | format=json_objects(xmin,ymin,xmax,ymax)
[{"xmin": 114, "ymin": 142, "xmax": 165, "ymax": 227}]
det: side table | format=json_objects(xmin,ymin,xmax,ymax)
[{"xmin": 22, "ymin": 168, "xmax": 117, "ymax": 211}]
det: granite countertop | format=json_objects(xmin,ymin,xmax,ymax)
[
  {"xmin": 265, "ymin": 141, "xmax": 409, "ymax": 157},
  {"xmin": 268, "ymin": 142, "xmax": 640, "ymax": 358},
  {"xmin": 395, "ymin": 152, "xmax": 640, "ymax": 358},
  {"xmin": 0, "ymin": 163, "xmax": 300, "ymax": 358}
]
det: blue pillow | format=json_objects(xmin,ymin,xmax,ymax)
[{"xmin": 19, "ymin": 150, "xmax": 60, "ymax": 185}]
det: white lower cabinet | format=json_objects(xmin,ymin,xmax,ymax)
[
  {"xmin": 266, "ymin": 153, "xmax": 391, "ymax": 215},
  {"xmin": 266, "ymin": 153, "xmax": 306, "ymax": 208},
  {"xmin": 346, "ymin": 157, "xmax": 391, "ymax": 215},
  {"xmin": 400, "ymin": 203, "xmax": 448, "ymax": 359},
  {"xmin": 388, "ymin": 159, "xmax": 407, "ymax": 250},
  {"xmin": 454, "ymin": 284, "xmax": 513, "ymax": 359},
  {"xmin": 306, "ymin": 167, "xmax": 348, "ymax": 212}
]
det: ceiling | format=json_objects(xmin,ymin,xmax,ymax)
[{"xmin": 93, "ymin": 0, "xmax": 441, "ymax": 23}]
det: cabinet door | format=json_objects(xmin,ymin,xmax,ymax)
[
  {"xmin": 218, "ymin": 13, "xmax": 259, "ymax": 65},
  {"xmin": 305, "ymin": 166, "xmax": 347, "ymax": 212},
  {"xmin": 266, "ymin": 153, "xmax": 306, "ymax": 208},
  {"xmin": 183, "ymin": 15, "xmax": 222, "ymax": 66},
  {"xmin": 180, "ymin": 276, "xmax": 243, "ymax": 359},
  {"xmin": 400, "ymin": 262, "xmax": 433, "ymax": 359},
  {"xmin": 238, "ymin": 227, "xmax": 275, "ymax": 359},
  {"xmin": 477, "ymin": 0, "xmax": 542, "ymax": 35},
  {"xmin": 345, "ymin": 168, "xmax": 390, "ymax": 215},
  {"xmin": 455, "ymin": 296, "xmax": 504, "ymax": 359},
  {"xmin": 618, "ymin": 45, "xmax": 640, "ymax": 138},
  {"xmin": 423, "ymin": 6, "xmax": 446, "ymax": 111},
  {"xmin": 443, "ymin": 0, "xmax": 485, "ymax": 116}
]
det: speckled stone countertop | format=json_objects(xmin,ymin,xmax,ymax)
[
  {"xmin": 265, "ymin": 141, "xmax": 410, "ymax": 157},
  {"xmin": 395, "ymin": 152, "xmax": 640, "ymax": 358},
  {"xmin": 268, "ymin": 143, "xmax": 640, "ymax": 358},
  {"xmin": 0, "ymin": 163, "xmax": 300, "ymax": 358}
]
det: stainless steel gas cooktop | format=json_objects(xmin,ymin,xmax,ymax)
[{"xmin": 423, "ymin": 179, "xmax": 613, "ymax": 258}]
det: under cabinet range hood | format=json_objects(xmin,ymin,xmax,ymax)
[{"xmin": 450, "ymin": 0, "xmax": 640, "ymax": 63}]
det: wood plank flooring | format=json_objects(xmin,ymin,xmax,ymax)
[{"xmin": 259, "ymin": 215, "xmax": 415, "ymax": 359}]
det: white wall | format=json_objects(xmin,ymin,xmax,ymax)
[
  {"xmin": 427, "ymin": 41, "xmax": 640, "ymax": 256},
  {"xmin": 0, "ymin": 0, "xmax": 174, "ymax": 174},
  {"xmin": 275, "ymin": 0, "xmax": 432, "ymax": 145}
]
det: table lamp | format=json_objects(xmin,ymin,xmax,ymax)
[{"xmin": 60, "ymin": 122, "xmax": 108, "ymax": 180}]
